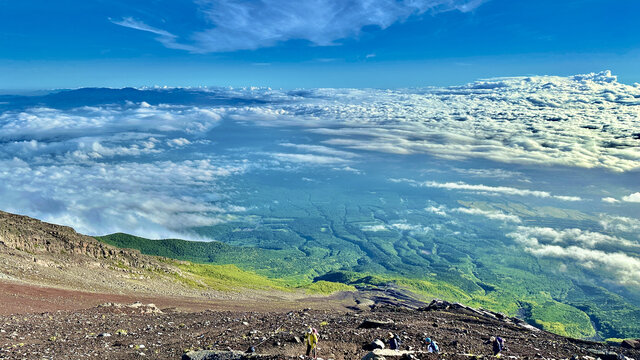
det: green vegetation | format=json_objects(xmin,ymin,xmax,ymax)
[
  {"xmin": 96, "ymin": 176, "xmax": 640, "ymax": 339},
  {"xmin": 300, "ymin": 280, "xmax": 356, "ymax": 294},
  {"xmin": 174, "ymin": 263, "xmax": 289, "ymax": 292}
]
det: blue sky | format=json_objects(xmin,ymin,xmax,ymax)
[{"xmin": 0, "ymin": 0, "xmax": 638, "ymax": 89}]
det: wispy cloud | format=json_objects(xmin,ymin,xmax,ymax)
[
  {"xmin": 111, "ymin": 0, "xmax": 486, "ymax": 53},
  {"xmin": 110, "ymin": 17, "xmax": 198, "ymax": 52},
  {"xmin": 270, "ymin": 152, "xmax": 351, "ymax": 165},
  {"xmin": 451, "ymin": 207, "xmax": 522, "ymax": 223},
  {"xmin": 393, "ymin": 178, "xmax": 582, "ymax": 201}
]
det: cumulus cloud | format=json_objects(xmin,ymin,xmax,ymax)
[
  {"xmin": 113, "ymin": 0, "xmax": 485, "ymax": 53},
  {"xmin": 602, "ymin": 197, "xmax": 620, "ymax": 204},
  {"xmin": 425, "ymin": 205, "xmax": 448, "ymax": 216},
  {"xmin": 394, "ymin": 178, "xmax": 582, "ymax": 201},
  {"xmin": 508, "ymin": 226, "xmax": 640, "ymax": 287},
  {"xmin": 0, "ymin": 104, "xmax": 222, "ymax": 143},
  {"xmin": 528, "ymin": 244, "xmax": 640, "ymax": 287},
  {"xmin": 622, "ymin": 192, "xmax": 640, "ymax": 203},
  {"xmin": 0, "ymin": 100, "xmax": 242, "ymax": 239},
  {"xmin": 599, "ymin": 215, "xmax": 640, "ymax": 235},
  {"xmin": 191, "ymin": 71, "xmax": 640, "ymax": 173},
  {"xmin": 508, "ymin": 226, "xmax": 639, "ymax": 250},
  {"xmin": 424, "ymin": 203, "xmax": 520, "ymax": 223},
  {"xmin": 167, "ymin": 138, "xmax": 192, "ymax": 147},
  {"xmin": 0, "ymin": 158, "xmax": 250, "ymax": 239},
  {"xmin": 509, "ymin": 227, "xmax": 640, "ymax": 286}
]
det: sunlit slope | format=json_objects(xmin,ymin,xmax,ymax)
[{"xmin": 97, "ymin": 228, "xmax": 640, "ymax": 340}]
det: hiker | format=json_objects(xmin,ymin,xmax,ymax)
[
  {"xmin": 304, "ymin": 326, "xmax": 319, "ymax": 359},
  {"xmin": 425, "ymin": 337, "xmax": 439, "ymax": 353},
  {"xmin": 492, "ymin": 336, "xmax": 504, "ymax": 358},
  {"xmin": 388, "ymin": 332, "xmax": 401, "ymax": 350}
]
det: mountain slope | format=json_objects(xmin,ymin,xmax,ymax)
[{"xmin": 0, "ymin": 210, "xmax": 297, "ymax": 299}]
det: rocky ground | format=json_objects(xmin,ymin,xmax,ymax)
[{"xmin": 1, "ymin": 295, "xmax": 638, "ymax": 360}]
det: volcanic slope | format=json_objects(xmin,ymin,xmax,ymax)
[
  {"xmin": 0, "ymin": 210, "xmax": 306, "ymax": 304},
  {"xmin": 1, "ymin": 210, "xmax": 640, "ymax": 359}
]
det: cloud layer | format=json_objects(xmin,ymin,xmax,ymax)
[
  {"xmin": 1, "ymin": 71, "xmax": 639, "ymax": 239},
  {"xmin": 508, "ymin": 226, "xmax": 640, "ymax": 287},
  {"xmin": 113, "ymin": 0, "xmax": 485, "ymax": 52},
  {"xmin": 225, "ymin": 71, "xmax": 640, "ymax": 173}
]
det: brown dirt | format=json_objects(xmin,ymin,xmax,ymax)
[{"xmin": 1, "ymin": 281, "xmax": 639, "ymax": 360}]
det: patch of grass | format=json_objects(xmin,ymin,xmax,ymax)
[
  {"xmin": 301, "ymin": 280, "xmax": 356, "ymax": 295},
  {"xmin": 175, "ymin": 263, "xmax": 290, "ymax": 292}
]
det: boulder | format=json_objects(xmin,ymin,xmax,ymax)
[
  {"xmin": 371, "ymin": 339, "xmax": 386, "ymax": 350},
  {"xmin": 182, "ymin": 350, "xmax": 270, "ymax": 360},
  {"xmin": 621, "ymin": 339, "xmax": 640, "ymax": 349},
  {"xmin": 359, "ymin": 319, "xmax": 394, "ymax": 329},
  {"xmin": 585, "ymin": 349, "xmax": 618, "ymax": 360},
  {"xmin": 361, "ymin": 352, "xmax": 386, "ymax": 360}
]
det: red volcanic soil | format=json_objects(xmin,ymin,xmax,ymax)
[
  {"xmin": 0, "ymin": 280, "xmax": 345, "ymax": 315},
  {"xmin": 2, "ymin": 280, "xmax": 639, "ymax": 360}
]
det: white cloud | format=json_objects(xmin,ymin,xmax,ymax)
[
  {"xmin": 2, "ymin": 72, "xmax": 639, "ymax": 241},
  {"xmin": 527, "ymin": 244, "xmax": 640, "ymax": 287},
  {"xmin": 451, "ymin": 207, "xmax": 522, "ymax": 223},
  {"xmin": 270, "ymin": 152, "xmax": 352, "ymax": 165},
  {"xmin": 223, "ymin": 71, "xmax": 640, "ymax": 173},
  {"xmin": 599, "ymin": 214, "xmax": 640, "ymax": 234},
  {"xmin": 423, "ymin": 203, "xmax": 520, "ymax": 222},
  {"xmin": 110, "ymin": 17, "xmax": 198, "ymax": 52},
  {"xmin": 361, "ymin": 224, "xmax": 388, "ymax": 232},
  {"xmin": 622, "ymin": 192, "xmax": 640, "ymax": 203},
  {"xmin": 602, "ymin": 197, "xmax": 620, "ymax": 203},
  {"xmin": 508, "ymin": 226, "xmax": 639, "ymax": 249},
  {"xmin": 0, "ymin": 104, "xmax": 222, "ymax": 143},
  {"xmin": 449, "ymin": 167, "xmax": 524, "ymax": 179},
  {"xmin": 0, "ymin": 158, "xmax": 250, "ymax": 239},
  {"xmin": 114, "ymin": 0, "xmax": 485, "ymax": 53},
  {"xmin": 396, "ymin": 178, "xmax": 582, "ymax": 201},
  {"xmin": 167, "ymin": 138, "xmax": 192, "ymax": 147},
  {"xmin": 361, "ymin": 222, "xmax": 432, "ymax": 234},
  {"xmin": 508, "ymin": 226, "xmax": 640, "ymax": 287},
  {"xmin": 279, "ymin": 143, "xmax": 359, "ymax": 158},
  {"xmin": 425, "ymin": 205, "xmax": 448, "ymax": 216}
]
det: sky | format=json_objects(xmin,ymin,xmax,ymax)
[{"xmin": 0, "ymin": 0, "xmax": 639, "ymax": 89}]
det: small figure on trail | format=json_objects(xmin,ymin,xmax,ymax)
[
  {"xmin": 425, "ymin": 337, "xmax": 439, "ymax": 353},
  {"xmin": 491, "ymin": 336, "xmax": 504, "ymax": 358},
  {"xmin": 388, "ymin": 332, "xmax": 401, "ymax": 350},
  {"xmin": 304, "ymin": 326, "xmax": 319, "ymax": 359}
]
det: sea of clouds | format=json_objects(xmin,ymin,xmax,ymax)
[{"xmin": 0, "ymin": 71, "xmax": 638, "ymax": 265}]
